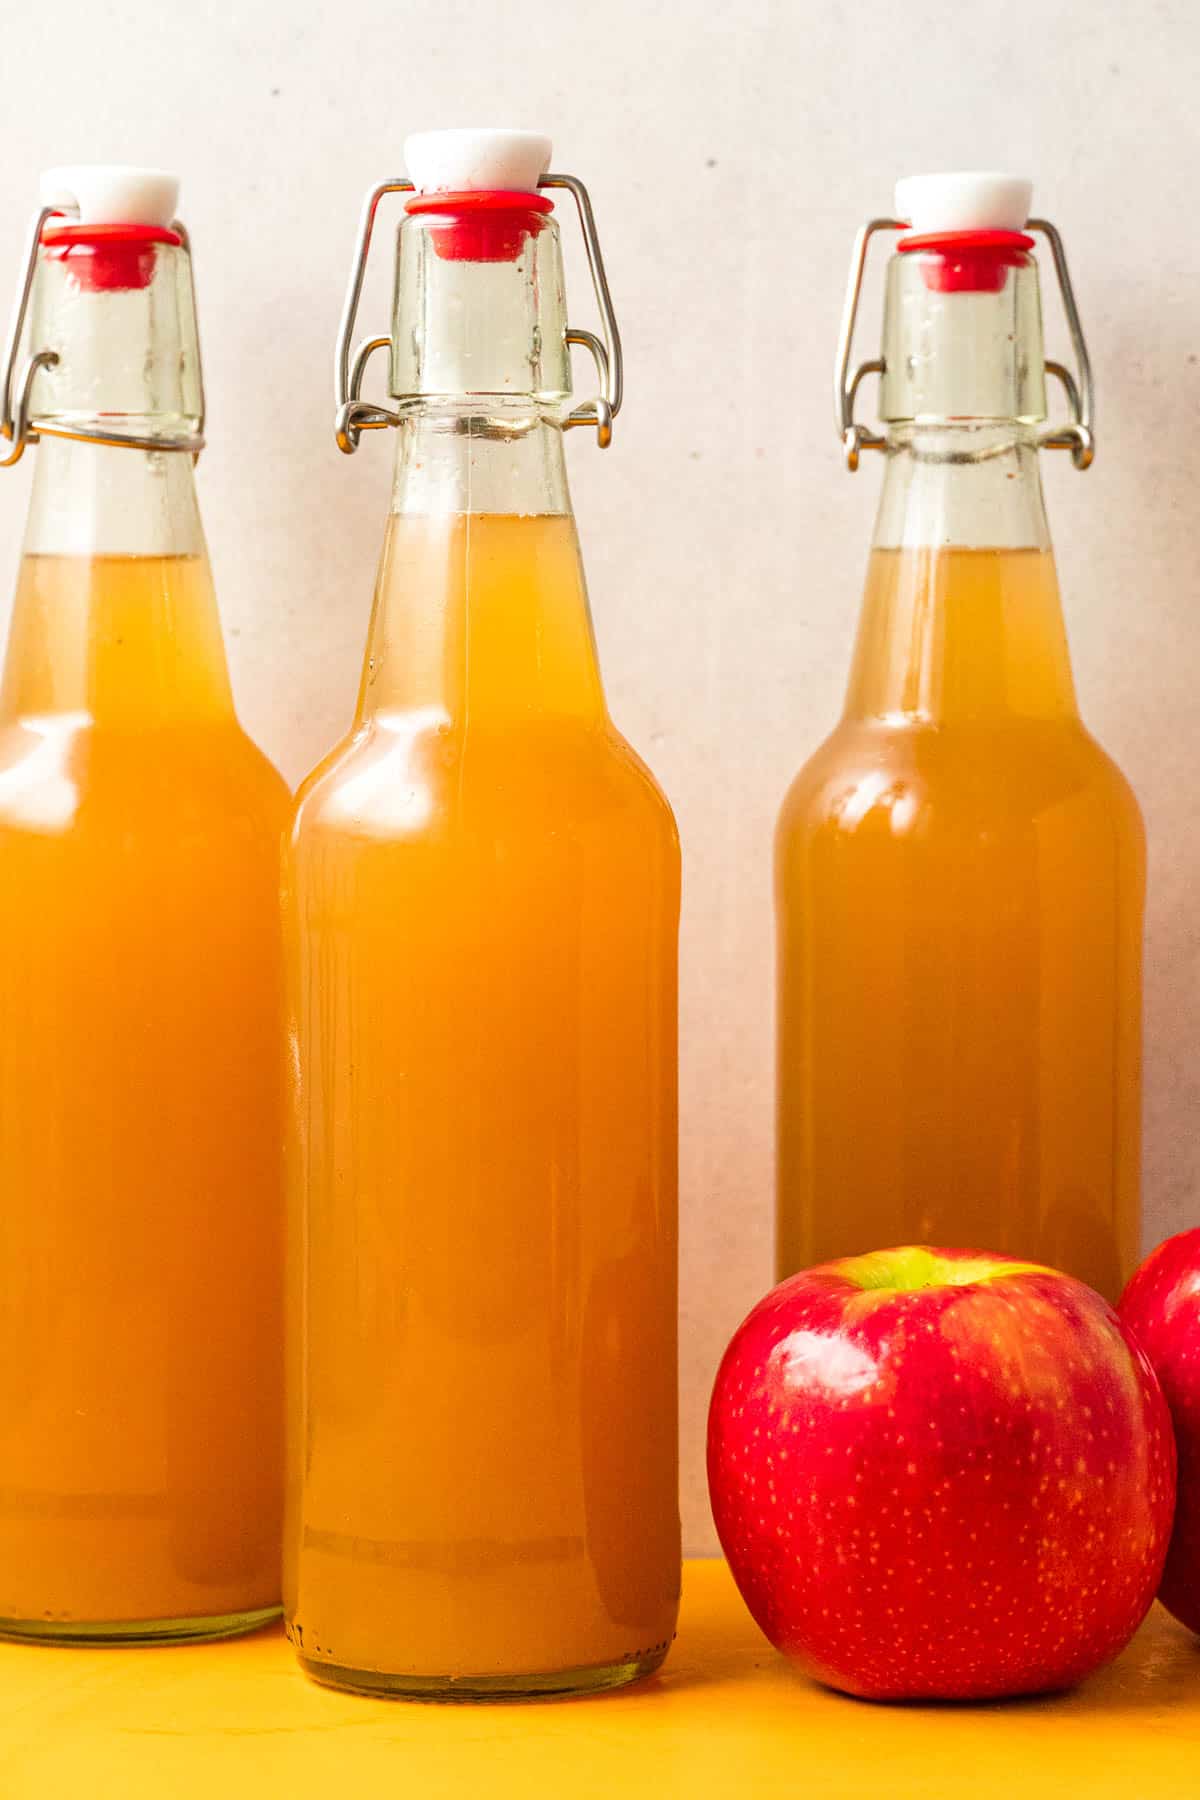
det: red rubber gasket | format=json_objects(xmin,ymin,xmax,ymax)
[
  {"xmin": 404, "ymin": 190, "xmax": 554, "ymax": 262},
  {"xmin": 404, "ymin": 189, "xmax": 554, "ymax": 217},
  {"xmin": 41, "ymin": 221, "xmax": 182, "ymax": 292},
  {"xmin": 897, "ymin": 228, "xmax": 1035, "ymax": 254},
  {"xmin": 897, "ymin": 229, "xmax": 1035, "ymax": 294}
]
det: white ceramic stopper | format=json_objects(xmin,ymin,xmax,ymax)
[
  {"xmin": 40, "ymin": 165, "xmax": 180, "ymax": 228},
  {"xmin": 895, "ymin": 172, "xmax": 1032, "ymax": 235},
  {"xmin": 404, "ymin": 129, "xmax": 552, "ymax": 195}
]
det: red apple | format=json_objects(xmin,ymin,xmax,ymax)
[
  {"xmin": 1118, "ymin": 1228, "xmax": 1200, "ymax": 1632},
  {"xmin": 708, "ymin": 1245, "xmax": 1175, "ymax": 1700}
]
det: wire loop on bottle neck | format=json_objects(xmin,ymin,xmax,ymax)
[
  {"xmin": 334, "ymin": 172, "xmax": 622, "ymax": 455},
  {"xmin": 1026, "ymin": 218, "xmax": 1094, "ymax": 470},
  {"xmin": 835, "ymin": 213, "xmax": 1094, "ymax": 473},
  {"xmin": 0, "ymin": 210, "xmax": 205, "ymax": 465}
]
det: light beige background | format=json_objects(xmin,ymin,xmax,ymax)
[{"xmin": 0, "ymin": 0, "xmax": 1196, "ymax": 1555}]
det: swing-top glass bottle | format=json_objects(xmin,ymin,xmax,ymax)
[
  {"xmin": 283, "ymin": 130, "xmax": 680, "ymax": 1698},
  {"xmin": 776, "ymin": 173, "xmax": 1142, "ymax": 1301},
  {"xmin": 0, "ymin": 166, "xmax": 286, "ymax": 1640}
]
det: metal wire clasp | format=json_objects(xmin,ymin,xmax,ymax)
[
  {"xmin": 0, "ymin": 209, "xmax": 205, "ymax": 467},
  {"xmin": 334, "ymin": 173, "xmax": 623, "ymax": 454},
  {"xmin": 1027, "ymin": 218, "xmax": 1094, "ymax": 470},
  {"xmin": 835, "ymin": 215, "xmax": 1095, "ymax": 472}
]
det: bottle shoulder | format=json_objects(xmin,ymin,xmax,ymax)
[
  {"xmin": 601, "ymin": 720, "xmax": 680, "ymax": 843},
  {"xmin": 1074, "ymin": 724, "xmax": 1144, "ymax": 836},
  {"xmin": 777, "ymin": 715, "xmax": 1143, "ymax": 856},
  {"xmin": 0, "ymin": 714, "xmax": 290, "ymax": 839},
  {"xmin": 221, "ymin": 724, "xmax": 292, "ymax": 819},
  {"xmin": 290, "ymin": 715, "xmax": 678, "ymax": 858},
  {"xmin": 292, "ymin": 716, "xmax": 378, "ymax": 814}
]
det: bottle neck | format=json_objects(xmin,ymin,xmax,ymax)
[
  {"xmin": 385, "ymin": 404, "xmax": 573, "ymax": 516},
  {"xmin": 29, "ymin": 234, "xmax": 202, "ymax": 446},
  {"xmin": 2, "ymin": 437, "xmax": 233, "ymax": 726},
  {"xmin": 357, "ymin": 410, "xmax": 604, "ymax": 729},
  {"xmin": 872, "ymin": 424, "xmax": 1052, "ymax": 552},
  {"xmin": 22, "ymin": 433, "xmax": 206, "ymax": 557},
  {"xmin": 845, "ymin": 425, "xmax": 1078, "ymax": 724},
  {"xmin": 389, "ymin": 200, "xmax": 571, "ymax": 416}
]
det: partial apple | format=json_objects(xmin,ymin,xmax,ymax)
[
  {"xmin": 708, "ymin": 1245, "xmax": 1175, "ymax": 1700},
  {"xmin": 1119, "ymin": 1228, "xmax": 1200, "ymax": 1632}
]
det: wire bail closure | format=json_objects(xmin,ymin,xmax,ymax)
[
  {"xmin": 835, "ymin": 216, "xmax": 1094, "ymax": 473},
  {"xmin": 0, "ymin": 208, "xmax": 206, "ymax": 467},
  {"xmin": 334, "ymin": 173, "xmax": 623, "ymax": 454}
]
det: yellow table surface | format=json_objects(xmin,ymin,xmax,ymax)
[{"xmin": 2, "ymin": 1559, "xmax": 1199, "ymax": 1798}]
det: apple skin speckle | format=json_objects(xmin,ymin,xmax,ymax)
[
  {"xmin": 1118, "ymin": 1228, "xmax": 1200, "ymax": 1633},
  {"xmin": 707, "ymin": 1245, "xmax": 1176, "ymax": 1701}
]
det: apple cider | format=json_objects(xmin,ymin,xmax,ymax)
[
  {"xmin": 284, "ymin": 134, "xmax": 680, "ymax": 1697},
  {"xmin": 0, "ymin": 175, "xmax": 285, "ymax": 1639},
  {"xmin": 777, "ymin": 178, "xmax": 1143, "ymax": 1302}
]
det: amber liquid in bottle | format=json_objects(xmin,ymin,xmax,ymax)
[
  {"xmin": 0, "ymin": 459, "xmax": 286, "ymax": 1639},
  {"xmin": 777, "ymin": 231, "xmax": 1142, "ymax": 1303},
  {"xmin": 284, "ymin": 190, "xmax": 680, "ymax": 1697},
  {"xmin": 777, "ymin": 536, "xmax": 1142, "ymax": 1298}
]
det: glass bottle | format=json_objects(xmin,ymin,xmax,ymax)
[
  {"xmin": 0, "ymin": 167, "xmax": 286, "ymax": 1640},
  {"xmin": 777, "ymin": 174, "xmax": 1143, "ymax": 1302},
  {"xmin": 283, "ymin": 130, "xmax": 680, "ymax": 1698}
]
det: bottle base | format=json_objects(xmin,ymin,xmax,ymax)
[
  {"xmin": 0, "ymin": 1603, "xmax": 281, "ymax": 1647},
  {"xmin": 296, "ymin": 1640, "xmax": 671, "ymax": 1702}
]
